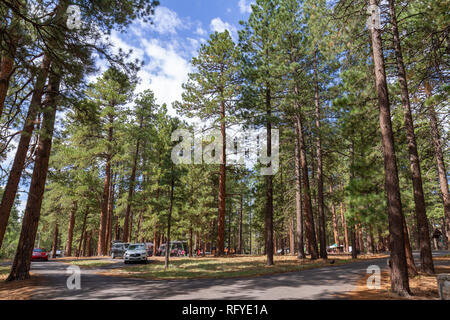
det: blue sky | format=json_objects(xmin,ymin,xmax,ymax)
[
  {"xmin": 103, "ymin": 0, "xmax": 255, "ymax": 114},
  {"xmin": 11, "ymin": 1, "xmax": 255, "ymax": 214}
]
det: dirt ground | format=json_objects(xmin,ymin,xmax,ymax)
[
  {"xmin": 0, "ymin": 273, "xmax": 45, "ymax": 300},
  {"xmin": 346, "ymin": 256, "xmax": 450, "ymax": 300}
]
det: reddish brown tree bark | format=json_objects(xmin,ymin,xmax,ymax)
[
  {"xmin": 314, "ymin": 50, "xmax": 327, "ymax": 259},
  {"xmin": 424, "ymin": 82, "xmax": 450, "ymax": 250},
  {"xmin": 51, "ymin": 223, "xmax": 59, "ymax": 258},
  {"xmin": 217, "ymin": 100, "xmax": 227, "ymax": 256},
  {"xmin": 340, "ymin": 201, "xmax": 349, "ymax": 252},
  {"xmin": 65, "ymin": 201, "xmax": 78, "ymax": 257},
  {"xmin": 265, "ymin": 89, "xmax": 274, "ymax": 266},
  {"xmin": 0, "ymin": 54, "xmax": 51, "ymax": 248},
  {"xmin": 123, "ymin": 117, "xmax": 142, "ymax": 242},
  {"xmin": 7, "ymin": 71, "xmax": 61, "ymax": 281},
  {"xmin": 0, "ymin": 11, "xmax": 21, "ymax": 117},
  {"xmin": 388, "ymin": 0, "xmax": 435, "ymax": 274},
  {"xmin": 403, "ymin": 215, "xmax": 418, "ymax": 276},
  {"xmin": 77, "ymin": 210, "xmax": 89, "ymax": 257},
  {"xmin": 369, "ymin": 0, "xmax": 410, "ymax": 295},
  {"xmin": 294, "ymin": 128, "xmax": 305, "ymax": 259},
  {"xmin": 295, "ymin": 113, "xmax": 319, "ymax": 259},
  {"xmin": 329, "ymin": 184, "xmax": 340, "ymax": 247},
  {"xmin": 98, "ymin": 113, "xmax": 113, "ymax": 256}
]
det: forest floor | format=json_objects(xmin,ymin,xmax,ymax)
[
  {"xmin": 71, "ymin": 253, "xmax": 390, "ymax": 280},
  {"xmin": 345, "ymin": 255, "xmax": 450, "ymax": 300},
  {"xmin": 0, "ymin": 265, "xmax": 45, "ymax": 300},
  {"xmin": 0, "ymin": 252, "xmax": 447, "ymax": 299}
]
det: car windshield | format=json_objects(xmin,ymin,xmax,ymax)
[
  {"xmin": 113, "ymin": 244, "xmax": 123, "ymax": 248},
  {"xmin": 128, "ymin": 245, "xmax": 144, "ymax": 251},
  {"xmin": 33, "ymin": 249, "xmax": 45, "ymax": 252}
]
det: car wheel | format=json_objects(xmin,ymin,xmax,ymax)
[
  {"xmin": 112, "ymin": 253, "xmax": 115, "ymax": 259},
  {"xmin": 124, "ymin": 261, "xmax": 128, "ymax": 264}
]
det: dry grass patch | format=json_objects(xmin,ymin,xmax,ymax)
[
  {"xmin": 65, "ymin": 259, "xmax": 121, "ymax": 269},
  {"xmin": 346, "ymin": 256, "xmax": 450, "ymax": 300},
  {"xmin": 96, "ymin": 254, "xmax": 385, "ymax": 280}
]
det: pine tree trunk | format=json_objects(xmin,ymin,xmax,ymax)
[
  {"xmin": 98, "ymin": 157, "xmax": 110, "ymax": 256},
  {"xmin": 238, "ymin": 193, "xmax": 243, "ymax": 255},
  {"xmin": 330, "ymin": 184, "xmax": 340, "ymax": 247},
  {"xmin": 78, "ymin": 210, "xmax": 88, "ymax": 257},
  {"xmin": 369, "ymin": 0, "xmax": 410, "ymax": 295},
  {"xmin": 351, "ymin": 227, "xmax": 357, "ymax": 259},
  {"xmin": 0, "ymin": 11, "xmax": 21, "ymax": 117},
  {"xmin": 377, "ymin": 228, "xmax": 385, "ymax": 252},
  {"xmin": 86, "ymin": 231, "xmax": 92, "ymax": 257},
  {"xmin": 0, "ymin": 54, "xmax": 14, "ymax": 117},
  {"xmin": 314, "ymin": 50, "xmax": 327, "ymax": 259},
  {"xmin": 0, "ymin": 54, "xmax": 51, "ymax": 248},
  {"xmin": 106, "ymin": 176, "xmax": 115, "ymax": 253},
  {"xmin": 65, "ymin": 201, "xmax": 78, "ymax": 257},
  {"xmin": 294, "ymin": 125, "xmax": 306, "ymax": 259},
  {"xmin": 154, "ymin": 230, "xmax": 159, "ymax": 256},
  {"xmin": 358, "ymin": 224, "xmax": 365, "ymax": 253},
  {"xmin": 52, "ymin": 223, "xmax": 59, "ymax": 259},
  {"xmin": 340, "ymin": 201, "xmax": 349, "ymax": 252},
  {"xmin": 265, "ymin": 89, "xmax": 274, "ymax": 266},
  {"xmin": 350, "ymin": 142, "xmax": 358, "ymax": 259},
  {"xmin": 367, "ymin": 227, "xmax": 374, "ymax": 254},
  {"xmin": 135, "ymin": 210, "xmax": 143, "ymax": 243},
  {"xmin": 424, "ymin": 83, "xmax": 450, "ymax": 250},
  {"xmin": 99, "ymin": 114, "xmax": 113, "ymax": 255},
  {"xmin": 289, "ymin": 216, "xmax": 295, "ymax": 255},
  {"xmin": 217, "ymin": 100, "xmax": 227, "ymax": 256},
  {"xmin": 403, "ymin": 214, "xmax": 418, "ymax": 276},
  {"xmin": 165, "ymin": 168, "xmax": 175, "ymax": 270},
  {"xmin": 295, "ymin": 112, "xmax": 319, "ymax": 260},
  {"xmin": 124, "ymin": 117, "xmax": 142, "ymax": 243},
  {"xmin": 7, "ymin": 71, "xmax": 61, "ymax": 281},
  {"xmin": 389, "ymin": 0, "xmax": 435, "ymax": 274}
]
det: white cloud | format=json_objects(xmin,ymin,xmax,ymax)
[
  {"xmin": 210, "ymin": 18, "xmax": 237, "ymax": 36},
  {"xmin": 195, "ymin": 26, "xmax": 206, "ymax": 36},
  {"xmin": 238, "ymin": 0, "xmax": 254, "ymax": 14},
  {"xmin": 110, "ymin": 31, "xmax": 145, "ymax": 62},
  {"xmin": 139, "ymin": 39, "xmax": 192, "ymax": 115},
  {"xmin": 152, "ymin": 6, "xmax": 183, "ymax": 35}
]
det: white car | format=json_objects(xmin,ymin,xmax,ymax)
[{"xmin": 124, "ymin": 243, "xmax": 148, "ymax": 264}]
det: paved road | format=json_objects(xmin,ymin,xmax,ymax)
[{"xmin": 21, "ymin": 251, "xmax": 450, "ymax": 300}]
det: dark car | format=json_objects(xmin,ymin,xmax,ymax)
[
  {"xmin": 111, "ymin": 242, "xmax": 128, "ymax": 259},
  {"xmin": 32, "ymin": 248, "xmax": 48, "ymax": 261}
]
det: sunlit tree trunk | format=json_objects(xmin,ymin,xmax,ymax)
[
  {"xmin": 0, "ymin": 54, "xmax": 51, "ymax": 248},
  {"xmin": 424, "ymin": 82, "xmax": 450, "ymax": 250},
  {"xmin": 388, "ymin": 0, "xmax": 435, "ymax": 274},
  {"xmin": 294, "ymin": 125, "xmax": 306, "ymax": 259},
  {"xmin": 65, "ymin": 201, "xmax": 78, "ymax": 257},
  {"xmin": 7, "ymin": 71, "xmax": 61, "ymax": 281},
  {"xmin": 295, "ymin": 112, "xmax": 318, "ymax": 259},
  {"xmin": 314, "ymin": 50, "xmax": 327, "ymax": 259},
  {"xmin": 369, "ymin": 0, "xmax": 410, "ymax": 295}
]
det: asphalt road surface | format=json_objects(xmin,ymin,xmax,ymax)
[{"xmin": 19, "ymin": 251, "xmax": 450, "ymax": 300}]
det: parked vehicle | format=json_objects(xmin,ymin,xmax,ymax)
[
  {"xmin": 111, "ymin": 242, "xmax": 128, "ymax": 259},
  {"xmin": 144, "ymin": 242, "xmax": 154, "ymax": 256},
  {"xmin": 157, "ymin": 241, "xmax": 189, "ymax": 257},
  {"xmin": 124, "ymin": 243, "xmax": 148, "ymax": 264},
  {"xmin": 276, "ymin": 248, "xmax": 290, "ymax": 255},
  {"xmin": 32, "ymin": 248, "xmax": 48, "ymax": 261}
]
